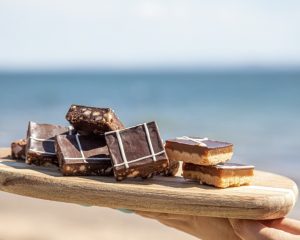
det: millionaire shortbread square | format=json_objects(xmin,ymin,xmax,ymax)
[
  {"xmin": 165, "ymin": 136, "xmax": 233, "ymax": 165},
  {"xmin": 182, "ymin": 162, "xmax": 254, "ymax": 188}
]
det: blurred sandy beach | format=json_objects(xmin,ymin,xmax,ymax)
[{"xmin": 0, "ymin": 192, "xmax": 196, "ymax": 240}]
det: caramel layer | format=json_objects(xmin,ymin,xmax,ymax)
[{"xmin": 165, "ymin": 148, "xmax": 232, "ymax": 165}]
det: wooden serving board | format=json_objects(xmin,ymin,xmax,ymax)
[{"xmin": 0, "ymin": 148, "xmax": 298, "ymax": 220}]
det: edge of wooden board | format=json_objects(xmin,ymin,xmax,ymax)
[{"xmin": 0, "ymin": 148, "xmax": 298, "ymax": 219}]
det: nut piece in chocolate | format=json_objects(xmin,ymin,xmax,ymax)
[
  {"xmin": 105, "ymin": 121, "xmax": 169, "ymax": 181},
  {"xmin": 55, "ymin": 134, "xmax": 113, "ymax": 176},
  {"xmin": 25, "ymin": 121, "xmax": 75, "ymax": 166},
  {"xmin": 157, "ymin": 159, "xmax": 180, "ymax": 177},
  {"xmin": 165, "ymin": 136, "xmax": 233, "ymax": 166},
  {"xmin": 182, "ymin": 162, "xmax": 254, "ymax": 188},
  {"xmin": 65, "ymin": 104, "xmax": 125, "ymax": 136},
  {"xmin": 11, "ymin": 139, "xmax": 27, "ymax": 160}
]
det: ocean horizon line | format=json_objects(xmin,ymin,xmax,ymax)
[{"xmin": 1, "ymin": 65, "xmax": 300, "ymax": 76}]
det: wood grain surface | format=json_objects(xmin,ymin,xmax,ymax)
[{"xmin": 0, "ymin": 148, "xmax": 298, "ymax": 220}]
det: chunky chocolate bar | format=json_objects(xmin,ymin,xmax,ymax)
[
  {"xmin": 11, "ymin": 139, "xmax": 27, "ymax": 160},
  {"xmin": 25, "ymin": 121, "xmax": 75, "ymax": 166},
  {"xmin": 165, "ymin": 136, "xmax": 233, "ymax": 166},
  {"xmin": 66, "ymin": 104, "xmax": 124, "ymax": 136},
  {"xmin": 183, "ymin": 162, "xmax": 254, "ymax": 188},
  {"xmin": 55, "ymin": 135, "xmax": 113, "ymax": 176},
  {"xmin": 105, "ymin": 121, "xmax": 169, "ymax": 181}
]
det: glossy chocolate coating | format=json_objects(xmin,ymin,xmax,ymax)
[
  {"xmin": 165, "ymin": 137, "xmax": 233, "ymax": 155},
  {"xmin": 26, "ymin": 121, "xmax": 74, "ymax": 166},
  {"xmin": 105, "ymin": 121, "xmax": 169, "ymax": 181},
  {"xmin": 55, "ymin": 135, "xmax": 113, "ymax": 176},
  {"xmin": 66, "ymin": 104, "xmax": 124, "ymax": 136}
]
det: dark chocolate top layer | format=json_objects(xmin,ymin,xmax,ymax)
[
  {"xmin": 165, "ymin": 137, "xmax": 233, "ymax": 155},
  {"xmin": 183, "ymin": 162, "xmax": 254, "ymax": 177},
  {"xmin": 166, "ymin": 137, "xmax": 233, "ymax": 149},
  {"xmin": 65, "ymin": 104, "xmax": 125, "ymax": 136},
  {"xmin": 55, "ymin": 135, "xmax": 111, "ymax": 164},
  {"xmin": 105, "ymin": 121, "xmax": 167, "ymax": 171},
  {"xmin": 26, "ymin": 121, "xmax": 74, "ymax": 155}
]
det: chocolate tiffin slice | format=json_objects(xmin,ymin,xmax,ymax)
[
  {"xmin": 65, "ymin": 104, "xmax": 124, "ymax": 136},
  {"xmin": 183, "ymin": 162, "xmax": 255, "ymax": 188},
  {"xmin": 165, "ymin": 136, "xmax": 233, "ymax": 166},
  {"xmin": 25, "ymin": 121, "xmax": 75, "ymax": 166},
  {"xmin": 55, "ymin": 135, "xmax": 113, "ymax": 176},
  {"xmin": 157, "ymin": 159, "xmax": 180, "ymax": 177},
  {"xmin": 105, "ymin": 121, "xmax": 169, "ymax": 181}
]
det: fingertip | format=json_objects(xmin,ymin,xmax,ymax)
[
  {"xmin": 230, "ymin": 218, "xmax": 298, "ymax": 240},
  {"xmin": 261, "ymin": 217, "xmax": 300, "ymax": 235}
]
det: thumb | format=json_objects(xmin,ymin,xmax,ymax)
[{"xmin": 229, "ymin": 219, "xmax": 298, "ymax": 240}]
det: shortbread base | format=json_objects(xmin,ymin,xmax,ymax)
[{"xmin": 183, "ymin": 170, "xmax": 252, "ymax": 188}]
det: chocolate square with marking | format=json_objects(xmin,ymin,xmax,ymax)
[
  {"xmin": 66, "ymin": 104, "xmax": 125, "ymax": 136},
  {"xmin": 55, "ymin": 135, "xmax": 113, "ymax": 176},
  {"xmin": 25, "ymin": 121, "xmax": 75, "ymax": 166},
  {"xmin": 105, "ymin": 121, "xmax": 169, "ymax": 181},
  {"xmin": 183, "ymin": 162, "xmax": 254, "ymax": 188},
  {"xmin": 165, "ymin": 136, "xmax": 233, "ymax": 166}
]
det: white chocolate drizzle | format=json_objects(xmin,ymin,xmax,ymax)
[
  {"xmin": 176, "ymin": 136, "xmax": 208, "ymax": 147},
  {"xmin": 108, "ymin": 122, "xmax": 165, "ymax": 169}
]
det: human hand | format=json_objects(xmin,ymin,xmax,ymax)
[
  {"xmin": 136, "ymin": 211, "xmax": 300, "ymax": 240},
  {"xmin": 230, "ymin": 218, "xmax": 300, "ymax": 240}
]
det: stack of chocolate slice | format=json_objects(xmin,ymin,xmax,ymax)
[
  {"xmin": 165, "ymin": 136, "xmax": 254, "ymax": 188},
  {"xmin": 16, "ymin": 104, "xmax": 177, "ymax": 181},
  {"xmin": 63, "ymin": 105, "xmax": 174, "ymax": 180}
]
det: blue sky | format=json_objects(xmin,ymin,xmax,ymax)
[{"xmin": 1, "ymin": 0, "xmax": 300, "ymax": 70}]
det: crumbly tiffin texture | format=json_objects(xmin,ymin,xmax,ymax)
[
  {"xmin": 65, "ymin": 104, "xmax": 125, "ymax": 136},
  {"xmin": 182, "ymin": 162, "xmax": 254, "ymax": 188},
  {"xmin": 55, "ymin": 135, "xmax": 113, "ymax": 176},
  {"xmin": 105, "ymin": 121, "xmax": 169, "ymax": 181},
  {"xmin": 157, "ymin": 160, "xmax": 180, "ymax": 176},
  {"xmin": 165, "ymin": 136, "xmax": 233, "ymax": 166},
  {"xmin": 11, "ymin": 139, "xmax": 27, "ymax": 160},
  {"xmin": 25, "ymin": 121, "xmax": 75, "ymax": 166}
]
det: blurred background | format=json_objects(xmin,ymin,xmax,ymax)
[{"xmin": 0, "ymin": 1, "xmax": 299, "ymax": 239}]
